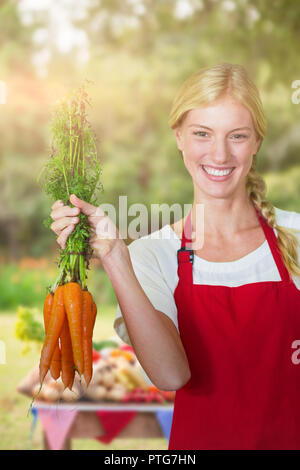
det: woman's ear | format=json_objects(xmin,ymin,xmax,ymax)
[
  {"xmin": 255, "ymin": 136, "xmax": 263, "ymax": 155},
  {"xmin": 174, "ymin": 126, "xmax": 184, "ymax": 152}
]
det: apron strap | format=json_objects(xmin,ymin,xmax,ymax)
[
  {"xmin": 177, "ymin": 211, "xmax": 194, "ymax": 284},
  {"xmin": 254, "ymin": 207, "xmax": 292, "ymax": 283},
  {"xmin": 177, "ymin": 207, "xmax": 292, "ymax": 284}
]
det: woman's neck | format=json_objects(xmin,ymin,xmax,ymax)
[
  {"xmin": 191, "ymin": 194, "xmax": 258, "ymax": 240},
  {"xmin": 170, "ymin": 193, "xmax": 260, "ymax": 243}
]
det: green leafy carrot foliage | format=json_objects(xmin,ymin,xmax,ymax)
[{"xmin": 37, "ymin": 83, "xmax": 103, "ymax": 291}]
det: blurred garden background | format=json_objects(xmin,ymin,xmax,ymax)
[{"xmin": 0, "ymin": 0, "xmax": 300, "ymax": 450}]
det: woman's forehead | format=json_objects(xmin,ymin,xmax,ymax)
[{"xmin": 183, "ymin": 101, "xmax": 254, "ymax": 129}]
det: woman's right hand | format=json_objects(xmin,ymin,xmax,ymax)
[{"xmin": 50, "ymin": 194, "xmax": 124, "ymax": 262}]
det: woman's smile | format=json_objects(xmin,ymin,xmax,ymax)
[{"xmin": 200, "ymin": 164, "xmax": 236, "ymax": 181}]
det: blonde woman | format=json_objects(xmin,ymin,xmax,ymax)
[{"xmin": 50, "ymin": 63, "xmax": 300, "ymax": 450}]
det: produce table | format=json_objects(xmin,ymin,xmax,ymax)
[
  {"xmin": 18, "ymin": 343, "xmax": 175, "ymax": 449},
  {"xmin": 31, "ymin": 401, "xmax": 174, "ymax": 450}
]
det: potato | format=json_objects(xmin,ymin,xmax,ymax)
[
  {"xmin": 61, "ymin": 387, "xmax": 80, "ymax": 402},
  {"xmin": 106, "ymin": 388, "xmax": 127, "ymax": 401},
  {"xmin": 100, "ymin": 371, "xmax": 115, "ymax": 388},
  {"xmin": 91, "ymin": 369, "xmax": 104, "ymax": 384},
  {"xmin": 48, "ymin": 378, "xmax": 64, "ymax": 392},
  {"xmin": 85, "ymin": 385, "xmax": 107, "ymax": 401},
  {"xmin": 32, "ymin": 382, "xmax": 44, "ymax": 399},
  {"xmin": 111, "ymin": 383, "xmax": 127, "ymax": 393},
  {"xmin": 93, "ymin": 359, "xmax": 107, "ymax": 372},
  {"xmin": 107, "ymin": 356, "xmax": 128, "ymax": 368},
  {"xmin": 42, "ymin": 385, "xmax": 60, "ymax": 402}
]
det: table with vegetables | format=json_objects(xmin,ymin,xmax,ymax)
[
  {"xmin": 17, "ymin": 338, "xmax": 174, "ymax": 449},
  {"xmin": 31, "ymin": 339, "xmax": 175, "ymax": 405},
  {"xmin": 16, "ymin": 85, "xmax": 174, "ymax": 449}
]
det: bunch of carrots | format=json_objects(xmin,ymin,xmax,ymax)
[
  {"xmin": 40, "ymin": 283, "xmax": 97, "ymax": 388},
  {"xmin": 37, "ymin": 83, "xmax": 103, "ymax": 392}
]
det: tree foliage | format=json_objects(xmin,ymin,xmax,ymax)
[{"xmin": 0, "ymin": 0, "xmax": 299, "ymax": 260}]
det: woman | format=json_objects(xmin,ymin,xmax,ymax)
[{"xmin": 50, "ymin": 63, "xmax": 300, "ymax": 450}]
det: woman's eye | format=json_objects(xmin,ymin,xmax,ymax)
[
  {"xmin": 193, "ymin": 131, "xmax": 209, "ymax": 137},
  {"xmin": 193, "ymin": 132, "xmax": 247, "ymax": 139},
  {"xmin": 232, "ymin": 134, "xmax": 247, "ymax": 139}
]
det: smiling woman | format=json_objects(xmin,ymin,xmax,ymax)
[
  {"xmin": 49, "ymin": 62, "xmax": 300, "ymax": 450},
  {"xmin": 168, "ymin": 62, "xmax": 300, "ymax": 279},
  {"xmin": 161, "ymin": 62, "xmax": 300, "ymax": 450}
]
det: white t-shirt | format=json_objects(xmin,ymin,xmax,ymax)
[{"xmin": 113, "ymin": 207, "xmax": 300, "ymax": 348}]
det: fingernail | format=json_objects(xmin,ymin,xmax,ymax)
[{"xmin": 72, "ymin": 218, "xmax": 78, "ymax": 223}]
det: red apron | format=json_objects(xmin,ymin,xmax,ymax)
[{"xmin": 168, "ymin": 207, "xmax": 300, "ymax": 450}]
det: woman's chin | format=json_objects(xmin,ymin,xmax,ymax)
[{"xmin": 193, "ymin": 174, "xmax": 238, "ymax": 198}]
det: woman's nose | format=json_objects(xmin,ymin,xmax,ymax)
[{"xmin": 209, "ymin": 138, "xmax": 230, "ymax": 164}]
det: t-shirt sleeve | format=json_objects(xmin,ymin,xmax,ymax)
[
  {"xmin": 113, "ymin": 238, "xmax": 178, "ymax": 347},
  {"xmin": 290, "ymin": 210, "xmax": 300, "ymax": 232},
  {"xmin": 276, "ymin": 208, "xmax": 300, "ymax": 289},
  {"xmin": 290, "ymin": 210, "xmax": 300, "ymax": 262}
]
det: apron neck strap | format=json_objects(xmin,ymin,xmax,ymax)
[
  {"xmin": 179, "ymin": 206, "xmax": 292, "ymax": 283},
  {"xmin": 181, "ymin": 210, "xmax": 192, "ymax": 250},
  {"xmin": 254, "ymin": 207, "xmax": 291, "ymax": 283}
]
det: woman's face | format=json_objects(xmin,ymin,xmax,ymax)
[{"xmin": 174, "ymin": 95, "xmax": 262, "ymax": 200}]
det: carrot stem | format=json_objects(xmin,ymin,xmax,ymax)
[
  {"xmin": 52, "ymin": 255, "xmax": 69, "ymax": 293},
  {"xmin": 79, "ymin": 255, "xmax": 86, "ymax": 290}
]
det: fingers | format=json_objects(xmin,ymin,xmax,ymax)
[
  {"xmin": 69, "ymin": 194, "xmax": 98, "ymax": 217},
  {"xmin": 50, "ymin": 216, "xmax": 79, "ymax": 235},
  {"xmin": 50, "ymin": 197, "xmax": 109, "ymax": 250},
  {"xmin": 57, "ymin": 225, "xmax": 75, "ymax": 249},
  {"xmin": 50, "ymin": 201, "xmax": 80, "ymax": 250},
  {"xmin": 51, "ymin": 200, "xmax": 64, "ymax": 210},
  {"xmin": 51, "ymin": 205, "xmax": 80, "ymax": 221}
]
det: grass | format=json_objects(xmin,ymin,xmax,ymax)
[{"xmin": 0, "ymin": 307, "xmax": 168, "ymax": 450}]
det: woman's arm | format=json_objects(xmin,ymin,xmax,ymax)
[
  {"xmin": 102, "ymin": 241, "xmax": 191, "ymax": 391},
  {"xmin": 50, "ymin": 196, "xmax": 191, "ymax": 391}
]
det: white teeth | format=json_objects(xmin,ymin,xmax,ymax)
[{"xmin": 202, "ymin": 165, "xmax": 234, "ymax": 176}]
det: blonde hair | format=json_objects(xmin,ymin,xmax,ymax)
[{"xmin": 168, "ymin": 62, "xmax": 300, "ymax": 279}]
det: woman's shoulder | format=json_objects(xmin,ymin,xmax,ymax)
[
  {"xmin": 275, "ymin": 206, "xmax": 300, "ymax": 231},
  {"xmin": 127, "ymin": 223, "xmax": 179, "ymax": 258},
  {"xmin": 126, "ymin": 225, "xmax": 179, "ymax": 287}
]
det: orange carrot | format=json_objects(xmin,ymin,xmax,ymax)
[
  {"xmin": 60, "ymin": 312, "xmax": 75, "ymax": 390},
  {"xmin": 50, "ymin": 349, "xmax": 61, "ymax": 380},
  {"xmin": 42, "ymin": 292, "xmax": 61, "ymax": 380},
  {"xmin": 93, "ymin": 301, "xmax": 97, "ymax": 316},
  {"xmin": 63, "ymin": 282, "xmax": 84, "ymax": 375},
  {"xmin": 82, "ymin": 291, "xmax": 97, "ymax": 386},
  {"xmin": 39, "ymin": 286, "xmax": 65, "ymax": 384}
]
